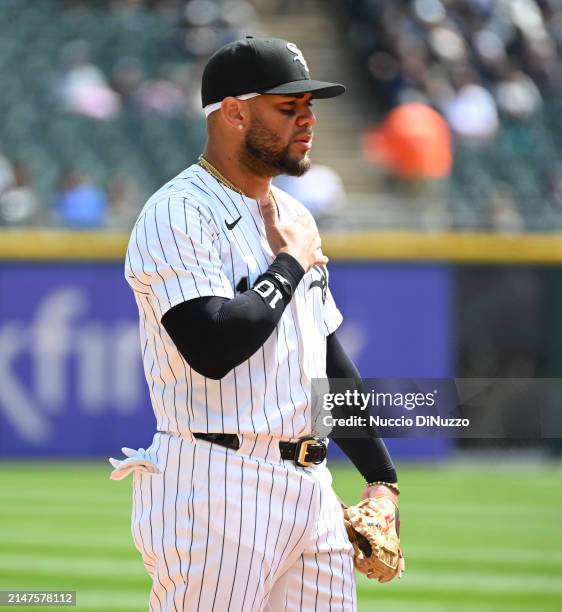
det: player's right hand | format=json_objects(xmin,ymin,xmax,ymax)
[{"xmin": 259, "ymin": 194, "xmax": 329, "ymax": 272}]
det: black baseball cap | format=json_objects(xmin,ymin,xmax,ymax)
[{"xmin": 201, "ymin": 36, "xmax": 346, "ymax": 107}]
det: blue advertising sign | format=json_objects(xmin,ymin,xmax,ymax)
[
  {"xmin": 0, "ymin": 263, "xmax": 154, "ymax": 456},
  {"xmin": 0, "ymin": 262, "xmax": 454, "ymax": 458}
]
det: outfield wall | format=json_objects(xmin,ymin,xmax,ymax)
[{"xmin": 2, "ymin": 230, "xmax": 559, "ymax": 459}]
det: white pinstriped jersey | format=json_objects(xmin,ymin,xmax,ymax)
[{"xmin": 125, "ymin": 163, "xmax": 342, "ymax": 438}]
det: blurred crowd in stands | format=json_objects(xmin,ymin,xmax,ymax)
[
  {"xmin": 339, "ymin": 0, "xmax": 562, "ymax": 134},
  {"xmin": 0, "ymin": 0, "xmax": 259, "ymax": 229},
  {"xmin": 337, "ymin": 0, "xmax": 562, "ymax": 230},
  {"xmin": 0, "ymin": 152, "xmax": 141, "ymax": 229},
  {"xmin": 3, "ymin": 0, "xmax": 562, "ymax": 230}
]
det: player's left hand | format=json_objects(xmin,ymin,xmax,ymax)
[
  {"xmin": 343, "ymin": 494, "xmax": 405, "ymax": 582},
  {"xmin": 362, "ymin": 483, "xmax": 400, "ymax": 538}
]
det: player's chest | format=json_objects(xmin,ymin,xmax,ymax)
[
  {"xmin": 211, "ymin": 202, "xmax": 329, "ymax": 312},
  {"xmin": 216, "ymin": 213, "xmax": 272, "ymax": 291}
]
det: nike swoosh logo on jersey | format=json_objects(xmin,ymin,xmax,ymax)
[{"xmin": 225, "ymin": 215, "xmax": 242, "ymax": 230}]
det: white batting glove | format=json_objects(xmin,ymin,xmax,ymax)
[{"xmin": 108, "ymin": 447, "xmax": 160, "ymax": 480}]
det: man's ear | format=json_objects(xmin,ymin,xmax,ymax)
[{"xmin": 220, "ymin": 97, "xmax": 246, "ymax": 130}]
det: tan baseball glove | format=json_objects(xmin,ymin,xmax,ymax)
[{"xmin": 342, "ymin": 496, "xmax": 405, "ymax": 583}]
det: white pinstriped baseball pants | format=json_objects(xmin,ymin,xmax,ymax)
[{"xmin": 131, "ymin": 432, "xmax": 357, "ymax": 612}]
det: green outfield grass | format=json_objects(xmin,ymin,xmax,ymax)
[{"xmin": 1, "ymin": 460, "xmax": 561, "ymax": 611}]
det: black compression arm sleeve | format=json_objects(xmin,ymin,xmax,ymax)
[
  {"xmin": 161, "ymin": 253, "xmax": 304, "ymax": 380},
  {"xmin": 326, "ymin": 333, "xmax": 398, "ymax": 484}
]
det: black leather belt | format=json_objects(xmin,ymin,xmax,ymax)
[{"xmin": 192, "ymin": 433, "xmax": 327, "ymax": 467}]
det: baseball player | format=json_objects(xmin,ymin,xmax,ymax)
[{"xmin": 110, "ymin": 36, "xmax": 399, "ymax": 611}]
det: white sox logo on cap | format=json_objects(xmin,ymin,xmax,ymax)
[{"xmin": 286, "ymin": 42, "xmax": 309, "ymax": 72}]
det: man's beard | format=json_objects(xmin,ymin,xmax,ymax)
[{"xmin": 241, "ymin": 114, "xmax": 311, "ymax": 177}]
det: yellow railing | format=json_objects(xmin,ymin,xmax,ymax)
[{"xmin": 1, "ymin": 229, "xmax": 562, "ymax": 263}]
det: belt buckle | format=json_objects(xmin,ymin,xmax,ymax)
[{"xmin": 295, "ymin": 437, "xmax": 326, "ymax": 467}]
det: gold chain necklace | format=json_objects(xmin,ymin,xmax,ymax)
[
  {"xmin": 198, "ymin": 155, "xmax": 279, "ymax": 215},
  {"xmin": 198, "ymin": 155, "xmax": 244, "ymax": 195}
]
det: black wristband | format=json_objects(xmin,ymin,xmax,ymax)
[
  {"xmin": 252, "ymin": 252, "xmax": 305, "ymax": 306},
  {"xmin": 267, "ymin": 252, "xmax": 305, "ymax": 296}
]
